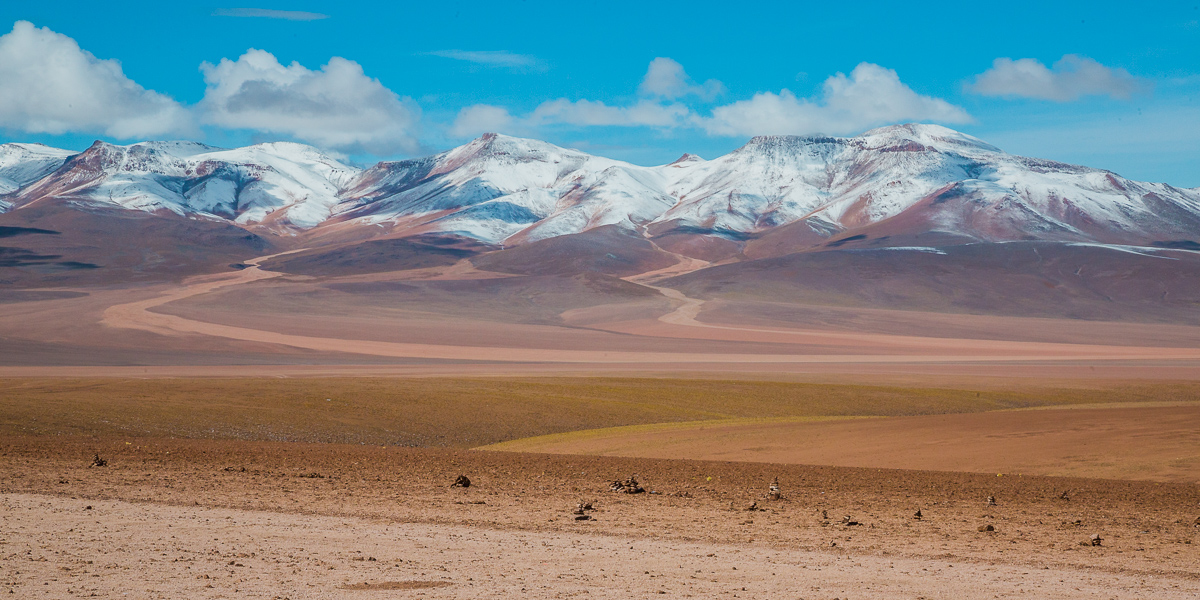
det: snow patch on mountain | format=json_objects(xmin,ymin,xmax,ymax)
[{"xmin": 0, "ymin": 143, "xmax": 75, "ymax": 197}]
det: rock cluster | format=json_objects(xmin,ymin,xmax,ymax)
[
  {"xmin": 610, "ymin": 474, "xmax": 644, "ymax": 494},
  {"xmin": 89, "ymin": 454, "xmax": 107, "ymax": 468}
]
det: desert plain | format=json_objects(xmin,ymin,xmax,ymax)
[{"xmin": 2, "ymin": 250, "xmax": 1200, "ymax": 598}]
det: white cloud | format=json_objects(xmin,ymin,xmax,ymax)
[
  {"xmin": 969, "ymin": 55, "xmax": 1145, "ymax": 101},
  {"xmin": 445, "ymin": 61, "xmax": 967, "ymax": 141},
  {"xmin": 424, "ymin": 50, "xmax": 545, "ymax": 71},
  {"xmin": 529, "ymin": 98, "xmax": 691, "ymax": 128},
  {"xmin": 638, "ymin": 57, "xmax": 724, "ymax": 100},
  {"xmin": 0, "ymin": 21, "xmax": 191, "ymax": 139},
  {"xmin": 200, "ymin": 49, "xmax": 420, "ymax": 154},
  {"xmin": 212, "ymin": 8, "xmax": 329, "ymax": 21},
  {"xmin": 443, "ymin": 58, "xmax": 706, "ymax": 136},
  {"xmin": 449, "ymin": 104, "xmax": 514, "ymax": 138},
  {"xmin": 701, "ymin": 63, "xmax": 972, "ymax": 137}
]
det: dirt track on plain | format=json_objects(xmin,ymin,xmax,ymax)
[{"xmin": 96, "ymin": 251, "xmax": 1200, "ymax": 366}]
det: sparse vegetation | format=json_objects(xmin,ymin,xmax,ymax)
[{"xmin": 1, "ymin": 377, "xmax": 1197, "ymax": 448}]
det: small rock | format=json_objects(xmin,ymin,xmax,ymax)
[
  {"xmin": 768, "ymin": 477, "xmax": 782, "ymax": 501},
  {"xmin": 978, "ymin": 524, "xmax": 995, "ymax": 532},
  {"xmin": 89, "ymin": 454, "xmax": 107, "ymax": 468},
  {"xmin": 1090, "ymin": 534, "xmax": 1102, "ymax": 547},
  {"xmin": 572, "ymin": 499, "xmax": 596, "ymax": 519},
  {"xmin": 745, "ymin": 501, "xmax": 759, "ymax": 512},
  {"xmin": 1059, "ymin": 490, "xmax": 1071, "ymax": 501},
  {"xmin": 913, "ymin": 509, "xmax": 923, "ymax": 520},
  {"xmin": 986, "ymin": 496, "xmax": 997, "ymax": 507},
  {"xmin": 451, "ymin": 474, "xmax": 471, "ymax": 488}
]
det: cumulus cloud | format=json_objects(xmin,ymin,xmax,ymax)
[
  {"xmin": 449, "ymin": 104, "xmax": 514, "ymax": 138},
  {"xmin": 212, "ymin": 8, "xmax": 329, "ymax": 21},
  {"xmin": 529, "ymin": 99, "xmax": 691, "ymax": 128},
  {"xmin": 199, "ymin": 49, "xmax": 420, "ymax": 154},
  {"xmin": 638, "ymin": 57, "xmax": 724, "ymax": 100},
  {"xmin": 445, "ymin": 60, "xmax": 968, "ymax": 142},
  {"xmin": 445, "ymin": 58, "xmax": 705, "ymax": 138},
  {"xmin": 700, "ymin": 63, "xmax": 972, "ymax": 137},
  {"xmin": 448, "ymin": 97, "xmax": 693, "ymax": 140},
  {"xmin": 968, "ymin": 55, "xmax": 1145, "ymax": 101},
  {"xmin": 0, "ymin": 21, "xmax": 192, "ymax": 138},
  {"xmin": 424, "ymin": 50, "xmax": 545, "ymax": 71}
]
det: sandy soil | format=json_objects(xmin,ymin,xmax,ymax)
[
  {"xmin": 489, "ymin": 403, "xmax": 1200, "ymax": 483},
  {"xmin": 7, "ymin": 491, "xmax": 1199, "ymax": 599},
  {"xmin": 3, "ymin": 436, "xmax": 1199, "ymax": 599},
  {"xmin": 12, "ymin": 376, "xmax": 1199, "ymax": 452}
]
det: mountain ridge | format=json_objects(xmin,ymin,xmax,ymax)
[{"xmin": 2, "ymin": 124, "xmax": 1198, "ymax": 261}]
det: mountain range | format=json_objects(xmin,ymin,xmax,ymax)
[
  {"xmin": 3, "ymin": 123, "xmax": 1200, "ymax": 321},
  {"xmin": 5, "ymin": 124, "xmax": 1200, "ymax": 249}
]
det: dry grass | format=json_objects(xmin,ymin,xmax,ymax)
[{"xmin": 3, "ymin": 377, "xmax": 1199, "ymax": 448}]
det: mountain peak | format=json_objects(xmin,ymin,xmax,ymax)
[
  {"xmin": 739, "ymin": 134, "xmax": 845, "ymax": 152},
  {"xmin": 668, "ymin": 153, "xmax": 705, "ymax": 166},
  {"xmin": 857, "ymin": 123, "xmax": 1001, "ymax": 153}
]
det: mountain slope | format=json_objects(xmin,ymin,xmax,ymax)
[
  {"xmin": 5, "ymin": 140, "xmax": 359, "ymax": 232},
  {"xmin": 2, "ymin": 125, "xmax": 1199, "ymax": 266},
  {"xmin": 332, "ymin": 133, "xmax": 673, "ymax": 244},
  {"xmin": 654, "ymin": 124, "xmax": 1200, "ymax": 253},
  {"xmin": 0, "ymin": 143, "xmax": 75, "ymax": 199}
]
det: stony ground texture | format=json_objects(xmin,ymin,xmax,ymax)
[
  {"xmin": 2, "ymin": 436, "xmax": 1198, "ymax": 598},
  {"xmin": 6, "ymin": 492, "xmax": 1200, "ymax": 600}
]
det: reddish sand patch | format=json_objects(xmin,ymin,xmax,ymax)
[{"xmin": 492, "ymin": 404, "xmax": 1200, "ymax": 483}]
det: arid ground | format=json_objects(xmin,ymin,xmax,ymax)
[
  {"xmin": 2, "ymin": 253, "xmax": 1200, "ymax": 597},
  {"xmin": 3, "ymin": 377, "xmax": 1200, "ymax": 598}
]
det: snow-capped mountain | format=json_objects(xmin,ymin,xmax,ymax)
[
  {"xmin": 334, "ymin": 133, "xmax": 674, "ymax": 244},
  {"xmin": 659, "ymin": 124, "xmax": 1200, "ymax": 248},
  {"xmin": 6, "ymin": 140, "xmax": 359, "ymax": 231},
  {"xmin": 2, "ymin": 125, "xmax": 1199, "ymax": 254},
  {"xmin": 0, "ymin": 143, "xmax": 74, "ymax": 200}
]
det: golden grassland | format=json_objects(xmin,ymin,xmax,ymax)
[{"xmin": 3, "ymin": 376, "xmax": 1199, "ymax": 448}]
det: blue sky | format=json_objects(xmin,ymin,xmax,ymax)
[{"xmin": 0, "ymin": 1, "xmax": 1197, "ymax": 185}]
